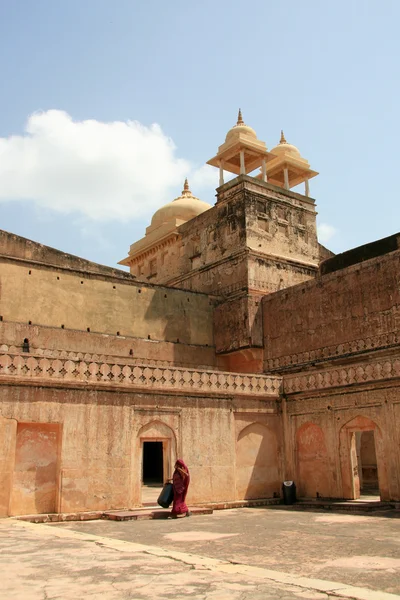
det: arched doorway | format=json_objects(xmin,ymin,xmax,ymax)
[
  {"xmin": 339, "ymin": 415, "xmax": 389, "ymax": 501},
  {"xmin": 236, "ymin": 422, "xmax": 280, "ymax": 500},
  {"xmin": 296, "ymin": 422, "xmax": 331, "ymax": 498},
  {"xmin": 136, "ymin": 421, "xmax": 177, "ymax": 506}
]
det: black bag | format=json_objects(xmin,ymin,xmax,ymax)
[{"xmin": 157, "ymin": 482, "xmax": 174, "ymax": 508}]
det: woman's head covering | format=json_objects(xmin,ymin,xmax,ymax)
[{"xmin": 175, "ymin": 458, "xmax": 188, "ymax": 470}]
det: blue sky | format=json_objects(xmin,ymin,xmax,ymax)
[{"xmin": 0, "ymin": 0, "xmax": 399, "ymax": 268}]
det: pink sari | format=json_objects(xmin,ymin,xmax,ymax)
[{"xmin": 171, "ymin": 459, "xmax": 190, "ymax": 516}]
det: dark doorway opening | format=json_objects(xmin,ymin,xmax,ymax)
[
  {"xmin": 356, "ymin": 430, "xmax": 380, "ymax": 497},
  {"xmin": 142, "ymin": 441, "xmax": 163, "ymax": 484}
]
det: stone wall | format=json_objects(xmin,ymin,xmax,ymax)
[
  {"xmin": 0, "ymin": 229, "xmax": 132, "ymax": 280},
  {"xmin": 0, "ymin": 322, "xmax": 217, "ymax": 370},
  {"xmin": 263, "ymin": 248, "xmax": 400, "ymax": 371},
  {"xmin": 0, "ymin": 345, "xmax": 281, "ymax": 515},
  {"xmin": 0, "ymin": 258, "xmax": 215, "ymax": 347},
  {"xmin": 282, "ymin": 373, "xmax": 400, "ymax": 501}
]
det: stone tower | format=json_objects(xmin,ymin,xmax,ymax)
[{"xmin": 119, "ymin": 111, "xmax": 325, "ymax": 371}]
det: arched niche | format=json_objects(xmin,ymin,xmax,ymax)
[
  {"xmin": 296, "ymin": 422, "xmax": 331, "ymax": 498},
  {"xmin": 339, "ymin": 415, "xmax": 389, "ymax": 500},
  {"xmin": 236, "ymin": 422, "xmax": 280, "ymax": 500}
]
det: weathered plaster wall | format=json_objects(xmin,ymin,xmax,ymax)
[
  {"xmin": 0, "ymin": 322, "xmax": 217, "ymax": 369},
  {"xmin": 283, "ymin": 380, "xmax": 400, "ymax": 501},
  {"xmin": 10, "ymin": 422, "xmax": 60, "ymax": 515},
  {"xmin": 0, "ymin": 384, "xmax": 280, "ymax": 516},
  {"xmin": 213, "ymin": 295, "xmax": 264, "ymax": 355},
  {"xmin": 234, "ymin": 413, "xmax": 282, "ymax": 499},
  {"xmin": 0, "ymin": 260, "xmax": 214, "ymax": 346},
  {"xmin": 263, "ymin": 249, "xmax": 400, "ymax": 370}
]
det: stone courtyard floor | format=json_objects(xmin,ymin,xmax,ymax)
[{"xmin": 1, "ymin": 506, "xmax": 400, "ymax": 599}]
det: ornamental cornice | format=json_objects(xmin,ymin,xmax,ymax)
[
  {"xmin": 283, "ymin": 354, "xmax": 400, "ymax": 395},
  {"xmin": 0, "ymin": 350, "xmax": 281, "ymax": 398},
  {"xmin": 265, "ymin": 331, "xmax": 400, "ymax": 373}
]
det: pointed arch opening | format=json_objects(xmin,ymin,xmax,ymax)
[{"xmin": 339, "ymin": 415, "xmax": 389, "ymax": 501}]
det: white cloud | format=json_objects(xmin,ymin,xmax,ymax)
[
  {"xmin": 0, "ymin": 110, "xmax": 219, "ymax": 221},
  {"xmin": 318, "ymin": 223, "xmax": 337, "ymax": 244}
]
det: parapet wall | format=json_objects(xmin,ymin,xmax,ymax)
[{"xmin": 0, "ymin": 257, "xmax": 215, "ymax": 347}]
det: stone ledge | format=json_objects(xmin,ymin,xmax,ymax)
[
  {"xmin": 12, "ymin": 511, "xmax": 103, "ymax": 523},
  {"xmin": 0, "ymin": 351, "xmax": 281, "ymax": 398},
  {"xmin": 283, "ymin": 354, "xmax": 400, "ymax": 394},
  {"xmin": 194, "ymin": 498, "xmax": 282, "ymax": 510},
  {"xmin": 103, "ymin": 507, "xmax": 212, "ymax": 521},
  {"xmin": 265, "ymin": 331, "xmax": 400, "ymax": 372}
]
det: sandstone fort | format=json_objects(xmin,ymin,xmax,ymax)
[{"xmin": 1, "ymin": 111, "xmax": 399, "ymax": 517}]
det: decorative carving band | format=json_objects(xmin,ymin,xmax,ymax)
[
  {"xmin": 0, "ymin": 351, "xmax": 281, "ymax": 398},
  {"xmin": 265, "ymin": 331, "xmax": 400, "ymax": 372},
  {"xmin": 284, "ymin": 355, "xmax": 400, "ymax": 395}
]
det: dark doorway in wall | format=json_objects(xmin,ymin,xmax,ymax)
[
  {"xmin": 356, "ymin": 430, "xmax": 379, "ymax": 496},
  {"xmin": 142, "ymin": 441, "xmax": 163, "ymax": 484}
]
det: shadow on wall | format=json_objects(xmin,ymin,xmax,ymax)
[
  {"xmin": 235, "ymin": 422, "xmax": 280, "ymax": 500},
  {"xmin": 296, "ymin": 422, "xmax": 332, "ymax": 498},
  {"xmin": 143, "ymin": 286, "xmax": 213, "ymax": 351}
]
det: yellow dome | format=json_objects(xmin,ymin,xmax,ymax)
[
  {"xmin": 150, "ymin": 179, "xmax": 211, "ymax": 230},
  {"xmin": 271, "ymin": 130, "xmax": 301, "ymax": 157},
  {"xmin": 225, "ymin": 109, "xmax": 257, "ymax": 143}
]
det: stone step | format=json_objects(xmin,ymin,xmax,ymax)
[
  {"xmin": 13, "ymin": 511, "xmax": 103, "ymax": 524},
  {"xmin": 283, "ymin": 501, "xmax": 397, "ymax": 513},
  {"xmin": 103, "ymin": 507, "xmax": 213, "ymax": 521},
  {"xmin": 195, "ymin": 498, "xmax": 281, "ymax": 511}
]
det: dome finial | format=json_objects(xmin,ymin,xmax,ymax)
[
  {"xmin": 237, "ymin": 108, "xmax": 244, "ymax": 125},
  {"xmin": 182, "ymin": 178, "xmax": 191, "ymax": 195},
  {"xmin": 280, "ymin": 130, "xmax": 287, "ymax": 144}
]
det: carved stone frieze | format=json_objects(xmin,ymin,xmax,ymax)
[
  {"xmin": 266, "ymin": 331, "xmax": 400, "ymax": 372},
  {"xmin": 0, "ymin": 349, "xmax": 281, "ymax": 398},
  {"xmin": 284, "ymin": 354, "xmax": 400, "ymax": 396}
]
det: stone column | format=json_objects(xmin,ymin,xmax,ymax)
[
  {"xmin": 284, "ymin": 168, "xmax": 289, "ymax": 190},
  {"xmin": 219, "ymin": 162, "xmax": 224, "ymax": 186},
  {"xmin": 240, "ymin": 150, "xmax": 245, "ymax": 175},
  {"xmin": 305, "ymin": 178, "xmax": 310, "ymax": 197},
  {"xmin": 261, "ymin": 158, "xmax": 267, "ymax": 182}
]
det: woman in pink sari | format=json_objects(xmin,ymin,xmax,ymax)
[{"xmin": 171, "ymin": 459, "xmax": 191, "ymax": 518}]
